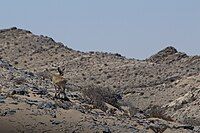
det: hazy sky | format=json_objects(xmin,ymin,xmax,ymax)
[{"xmin": 1, "ymin": 0, "xmax": 200, "ymax": 59}]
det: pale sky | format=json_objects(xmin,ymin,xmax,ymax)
[{"xmin": 1, "ymin": 0, "xmax": 200, "ymax": 59}]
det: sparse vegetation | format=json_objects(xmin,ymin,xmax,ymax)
[
  {"xmin": 144, "ymin": 105, "xmax": 173, "ymax": 122},
  {"xmin": 149, "ymin": 124, "xmax": 168, "ymax": 133},
  {"xmin": 13, "ymin": 77, "xmax": 27, "ymax": 85},
  {"xmin": 126, "ymin": 102, "xmax": 139, "ymax": 117},
  {"xmin": 182, "ymin": 117, "xmax": 200, "ymax": 126},
  {"xmin": 82, "ymin": 85, "xmax": 120, "ymax": 112}
]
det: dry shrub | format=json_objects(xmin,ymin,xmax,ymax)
[
  {"xmin": 82, "ymin": 85, "xmax": 120, "ymax": 112},
  {"xmin": 36, "ymin": 71, "xmax": 51, "ymax": 80},
  {"xmin": 149, "ymin": 124, "xmax": 168, "ymax": 133},
  {"xmin": 127, "ymin": 103, "xmax": 139, "ymax": 117},
  {"xmin": 13, "ymin": 77, "xmax": 27, "ymax": 85},
  {"xmin": 144, "ymin": 105, "xmax": 173, "ymax": 122},
  {"xmin": 182, "ymin": 117, "xmax": 200, "ymax": 126}
]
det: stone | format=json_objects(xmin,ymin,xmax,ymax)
[
  {"xmin": 103, "ymin": 126, "xmax": 111, "ymax": 133},
  {"xmin": 0, "ymin": 100, "xmax": 5, "ymax": 103},
  {"xmin": 0, "ymin": 109, "xmax": 17, "ymax": 116},
  {"xmin": 31, "ymin": 87, "xmax": 48, "ymax": 95},
  {"xmin": 50, "ymin": 120, "xmax": 62, "ymax": 125},
  {"xmin": 38, "ymin": 101, "xmax": 56, "ymax": 110},
  {"xmin": 11, "ymin": 88, "xmax": 28, "ymax": 95},
  {"xmin": 26, "ymin": 99, "xmax": 39, "ymax": 106},
  {"xmin": 0, "ymin": 95, "xmax": 6, "ymax": 100}
]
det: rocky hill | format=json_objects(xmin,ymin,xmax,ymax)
[{"xmin": 0, "ymin": 27, "xmax": 200, "ymax": 132}]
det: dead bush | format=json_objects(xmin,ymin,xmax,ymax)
[
  {"xmin": 13, "ymin": 77, "xmax": 27, "ymax": 85},
  {"xmin": 182, "ymin": 117, "xmax": 200, "ymax": 126},
  {"xmin": 149, "ymin": 124, "xmax": 168, "ymax": 133},
  {"xmin": 82, "ymin": 85, "xmax": 120, "ymax": 112},
  {"xmin": 36, "ymin": 71, "xmax": 51, "ymax": 80},
  {"xmin": 127, "ymin": 103, "xmax": 139, "ymax": 117},
  {"xmin": 144, "ymin": 105, "xmax": 173, "ymax": 121}
]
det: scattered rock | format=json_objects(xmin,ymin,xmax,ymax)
[
  {"xmin": 13, "ymin": 77, "xmax": 27, "ymax": 85},
  {"xmin": 0, "ymin": 95, "xmax": 6, "ymax": 100},
  {"xmin": 0, "ymin": 109, "xmax": 17, "ymax": 116},
  {"xmin": 38, "ymin": 101, "xmax": 56, "ymax": 110},
  {"xmin": 103, "ymin": 127, "xmax": 111, "ymax": 133},
  {"xmin": 50, "ymin": 120, "xmax": 62, "ymax": 125},
  {"xmin": 26, "ymin": 99, "xmax": 39, "ymax": 106},
  {"xmin": 10, "ymin": 88, "xmax": 28, "ymax": 95},
  {"xmin": 10, "ymin": 101, "xmax": 18, "ymax": 105},
  {"xmin": 56, "ymin": 101, "xmax": 71, "ymax": 110},
  {"xmin": 31, "ymin": 87, "xmax": 48, "ymax": 95},
  {"xmin": 0, "ymin": 99, "xmax": 5, "ymax": 103}
]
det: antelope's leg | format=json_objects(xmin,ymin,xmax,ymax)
[
  {"xmin": 58, "ymin": 86, "xmax": 62, "ymax": 99},
  {"xmin": 62, "ymin": 86, "xmax": 70, "ymax": 101},
  {"xmin": 54, "ymin": 84, "xmax": 59, "ymax": 98}
]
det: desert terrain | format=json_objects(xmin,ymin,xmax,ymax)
[{"xmin": 1, "ymin": 27, "xmax": 200, "ymax": 132}]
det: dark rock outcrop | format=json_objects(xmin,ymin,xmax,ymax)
[{"xmin": 146, "ymin": 46, "xmax": 188, "ymax": 64}]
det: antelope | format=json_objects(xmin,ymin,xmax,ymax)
[{"xmin": 46, "ymin": 67, "xmax": 70, "ymax": 101}]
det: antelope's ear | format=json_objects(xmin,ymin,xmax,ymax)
[
  {"xmin": 57, "ymin": 67, "xmax": 61, "ymax": 72},
  {"xmin": 58, "ymin": 67, "xmax": 65, "ymax": 72},
  {"xmin": 58, "ymin": 67, "xmax": 64, "ymax": 76}
]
